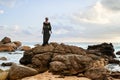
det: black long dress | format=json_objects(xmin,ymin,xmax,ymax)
[{"xmin": 42, "ymin": 22, "xmax": 52, "ymax": 46}]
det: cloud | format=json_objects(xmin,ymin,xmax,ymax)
[
  {"xmin": 73, "ymin": 3, "xmax": 106, "ymax": 24},
  {"xmin": 0, "ymin": 9, "xmax": 4, "ymax": 14},
  {"xmin": 0, "ymin": 0, "xmax": 17, "ymax": 7},
  {"xmin": 101, "ymin": 0, "xmax": 120, "ymax": 11},
  {"xmin": 69, "ymin": 0, "xmax": 120, "ymax": 42}
]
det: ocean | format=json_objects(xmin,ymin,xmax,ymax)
[{"xmin": 0, "ymin": 42, "xmax": 120, "ymax": 71}]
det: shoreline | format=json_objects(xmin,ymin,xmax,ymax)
[{"xmin": 0, "ymin": 41, "xmax": 120, "ymax": 80}]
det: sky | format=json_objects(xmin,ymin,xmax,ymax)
[{"xmin": 0, "ymin": 0, "xmax": 120, "ymax": 42}]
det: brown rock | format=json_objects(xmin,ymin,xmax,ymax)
[
  {"xmin": 1, "ymin": 37, "xmax": 11, "ymax": 44},
  {"xmin": 109, "ymin": 59, "xmax": 120, "ymax": 64},
  {"xmin": 0, "ymin": 69, "xmax": 3, "ymax": 72},
  {"xmin": 92, "ymin": 58, "xmax": 107, "ymax": 68},
  {"xmin": 20, "ymin": 50, "xmax": 34, "ymax": 65},
  {"xmin": 49, "ymin": 61, "xmax": 67, "ymax": 73},
  {"xmin": 0, "ymin": 71, "xmax": 8, "ymax": 80},
  {"xmin": 116, "ymin": 51, "xmax": 120, "ymax": 55},
  {"xmin": 13, "ymin": 41, "xmax": 22, "ymax": 47},
  {"xmin": 32, "ymin": 52, "xmax": 53, "ymax": 72},
  {"xmin": 32, "ymin": 44, "xmax": 54, "ymax": 53},
  {"xmin": 8, "ymin": 63, "xmax": 38, "ymax": 80},
  {"xmin": 20, "ymin": 46, "xmax": 31, "ymax": 51},
  {"xmin": 110, "ymin": 72, "xmax": 120, "ymax": 79},
  {"xmin": 1, "ymin": 62, "xmax": 13, "ymax": 66},
  {"xmin": 50, "ymin": 54, "xmax": 92, "ymax": 75},
  {"xmin": 5, "ymin": 42, "xmax": 17, "ymax": 49},
  {"xmin": 84, "ymin": 68, "xmax": 108, "ymax": 80},
  {"xmin": 0, "ymin": 44, "xmax": 15, "ymax": 52},
  {"xmin": 0, "ymin": 57, "xmax": 7, "ymax": 61},
  {"xmin": 87, "ymin": 43, "xmax": 116, "ymax": 59},
  {"xmin": 20, "ymin": 42, "xmax": 110, "ymax": 77}
]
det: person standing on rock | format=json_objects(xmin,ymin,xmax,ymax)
[{"xmin": 42, "ymin": 17, "xmax": 52, "ymax": 46}]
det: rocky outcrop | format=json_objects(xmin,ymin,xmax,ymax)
[
  {"xmin": 1, "ymin": 62, "xmax": 13, "ymax": 66},
  {"xmin": 110, "ymin": 72, "xmax": 120, "ymax": 79},
  {"xmin": 8, "ymin": 63, "xmax": 38, "ymax": 80},
  {"xmin": 0, "ymin": 71, "xmax": 8, "ymax": 80},
  {"xmin": 50, "ymin": 54, "xmax": 92, "ymax": 75},
  {"xmin": 1, "ymin": 37, "xmax": 11, "ymax": 44},
  {"xmin": 0, "ymin": 57, "xmax": 7, "ymax": 60},
  {"xmin": 13, "ymin": 41, "xmax": 22, "ymax": 47},
  {"xmin": 0, "ymin": 44, "xmax": 15, "ymax": 52},
  {"xmin": 116, "ymin": 51, "xmax": 120, "ymax": 55},
  {"xmin": 0, "ymin": 37, "xmax": 22, "ymax": 52},
  {"xmin": 17, "ymin": 42, "xmax": 120, "ymax": 80},
  {"xmin": 19, "ymin": 46, "xmax": 31, "ymax": 51},
  {"xmin": 84, "ymin": 68, "xmax": 109, "ymax": 80},
  {"xmin": 87, "ymin": 43, "xmax": 116, "ymax": 63},
  {"xmin": 20, "ymin": 42, "xmax": 108, "ymax": 78}
]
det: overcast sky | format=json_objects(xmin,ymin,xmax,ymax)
[{"xmin": 0, "ymin": 0, "xmax": 120, "ymax": 42}]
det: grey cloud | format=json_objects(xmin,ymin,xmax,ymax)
[
  {"xmin": 101, "ymin": 0, "xmax": 120, "ymax": 11},
  {"xmin": 0, "ymin": 26, "xmax": 5, "ymax": 29}
]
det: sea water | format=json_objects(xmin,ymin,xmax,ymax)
[{"xmin": 0, "ymin": 42, "xmax": 120, "ymax": 71}]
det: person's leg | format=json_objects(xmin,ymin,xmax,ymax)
[
  {"xmin": 42, "ymin": 34, "xmax": 46, "ymax": 46},
  {"xmin": 46, "ymin": 33, "xmax": 50, "ymax": 45}
]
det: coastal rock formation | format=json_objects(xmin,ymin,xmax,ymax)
[
  {"xmin": 116, "ymin": 51, "xmax": 120, "ymax": 55},
  {"xmin": 15, "ymin": 42, "xmax": 120, "ymax": 80},
  {"xmin": 1, "ymin": 62, "xmax": 13, "ymax": 66},
  {"xmin": 19, "ymin": 46, "xmax": 31, "ymax": 51},
  {"xmin": 0, "ymin": 57, "xmax": 7, "ymax": 61},
  {"xmin": 0, "ymin": 71, "xmax": 8, "ymax": 80},
  {"xmin": 50, "ymin": 54, "xmax": 92, "ymax": 75},
  {"xmin": 13, "ymin": 41, "xmax": 22, "ymax": 47},
  {"xmin": 84, "ymin": 68, "xmax": 109, "ymax": 80},
  {"xmin": 1, "ymin": 37, "xmax": 11, "ymax": 44},
  {"xmin": 110, "ymin": 72, "xmax": 120, "ymax": 79},
  {"xmin": 8, "ymin": 63, "xmax": 38, "ymax": 80},
  {"xmin": 20, "ymin": 42, "xmax": 108, "ymax": 78},
  {"xmin": 0, "ymin": 37, "xmax": 22, "ymax": 52},
  {"xmin": 87, "ymin": 43, "xmax": 116, "ymax": 60},
  {"xmin": 0, "ymin": 44, "xmax": 15, "ymax": 52}
]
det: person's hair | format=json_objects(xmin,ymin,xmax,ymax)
[{"xmin": 45, "ymin": 17, "xmax": 48, "ymax": 21}]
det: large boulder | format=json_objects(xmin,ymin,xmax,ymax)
[
  {"xmin": 19, "ymin": 46, "xmax": 31, "ymax": 51},
  {"xmin": 0, "ymin": 57, "xmax": 7, "ymax": 60},
  {"xmin": 8, "ymin": 64, "xmax": 38, "ymax": 80},
  {"xmin": 32, "ymin": 44, "xmax": 54, "ymax": 53},
  {"xmin": 87, "ymin": 43, "xmax": 116, "ymax": 59},
  {"xmin": 0, "ymin": 44, "xmax": 15, "ymax": 52},
  {"xmin": 0, "ymin": 71, "xmax": 8, "ymax": 80},
  {"xmin": 1, "ymin": 62, "xmax": 13, "ymax": 66},
  {"xmin": 116, "ymin": 51, "xmax": 120, "ymax": 55},
  {"xmin": 13, "ymin": 41, "xmax": 22, "ymax": 47},
  {"xmin": 5, "ymin": 42, "xmax": 17, "ymax": 49},
  {"xmin": 84, "ymin": 68, "xmax": 109, "ymax": 80},
  {"xmin": 31, "ymin": 52, "xmax": 53, "ymax": 72},
  {"xmin": 20, "ymin": 50, "xmax": 34, "ymax": 65},
  {"xmin": 110, "ymin": 72, "xmax": 120, "ymax": 79},
  {"xmin": 0, "ymin": 37, "xmax": 22, "ymax": 52},
  {"xmin": 49, "ymin": 54, "xmax": 92, "ymax": 75},
  {"xmin": 20, "ymin": 43, "xmax": 87, "ymax": 74},
  {"xmin": 1, "ymin": 37, "xmax": 11, "ymax": 44},
  {"xmin": 20, "ymin": 42, "xmax": 109, "ymax": 78}
]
